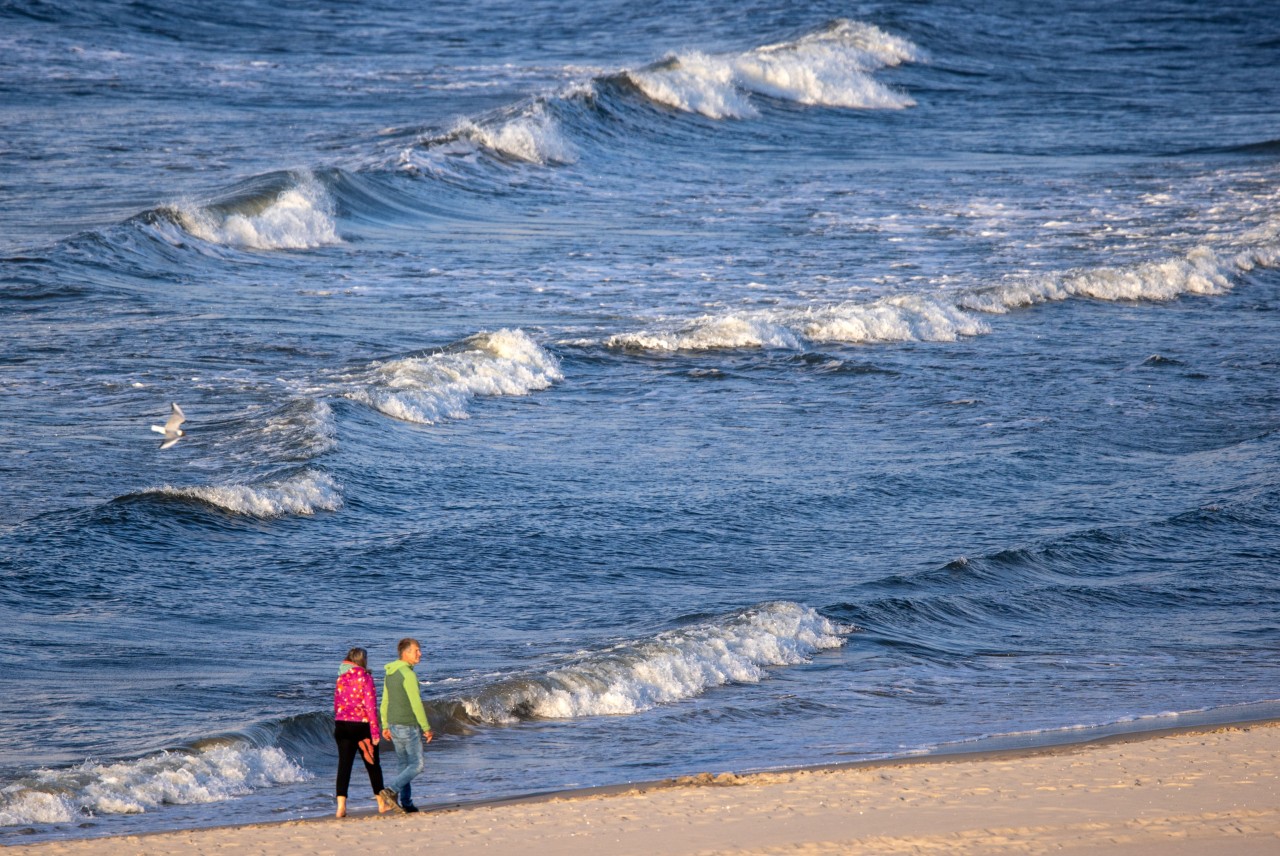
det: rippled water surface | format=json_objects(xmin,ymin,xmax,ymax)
[{"xmin": 2, "ymin": 0, "xmax": 1279, "ymax": 841}]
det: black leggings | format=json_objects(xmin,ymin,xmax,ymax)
[{"xmin": 334, "ymin": 720, "xmax": 385, "ymax": 798}]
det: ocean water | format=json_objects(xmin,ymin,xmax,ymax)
[{"xmin": 2, "ymin": 0, "xmax": 1280, "ymax": 841}]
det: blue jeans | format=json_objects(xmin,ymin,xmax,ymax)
[{"xmin": 387, "ymin": 724, "xmax": 424, "ymax": 798}]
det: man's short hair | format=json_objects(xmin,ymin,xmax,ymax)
[{"xmin": 398, "ymin": 637, "xmax": 421, "ymax": 655}]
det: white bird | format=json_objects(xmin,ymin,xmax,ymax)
[{"xmin": 151, "ymin": 402, "xmax": 186, "ymax": 449}]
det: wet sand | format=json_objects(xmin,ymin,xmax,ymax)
[{"xmin": 12, "ymin": 720, "xmax": 1280, "ymax": 855}]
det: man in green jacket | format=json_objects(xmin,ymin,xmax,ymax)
[{"xmin": 379, "ymin": 637, "xmax": 433, "ymax": 813}]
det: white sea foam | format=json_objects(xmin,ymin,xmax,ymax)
[
  {"xmin": 461, "ymin": 602, "xmax": 848, "ymax": 723},
  {"xmin": 174, "ymin": 174, "xmax": 339, "ymax": 250},
  {"xmin": 608, "ymin": 314, "xmax": 803, "ymax": 351},
  {"xmin": 1230, "ymin": 240, "xmax": 1280, "ymax": 273},
  {"xmin": 799, "ymin": 295, "xmax": 989, "ymax": 343},
  {"xmin": 606, "ymin": 295, "xmax": 988, "ymax": 352},
  {"xmin": 346, "ymin": 328, "xmax": 562, "ymax": 424},
  {"xmin": 962, "ymin": 245, "xmax": 1238, "ymax": 313},
  {"xmin": 401, "ymin": 104, "xmax": 577, "ymax": 170},
  {"xmin": 630, "ymin": 53, "xmax": 759, "ymax": 120},
  {"xmin": 604, "ymin": 240, "xmax": 1280, "ymax": 354},
  {"xmin": 0, "ymin": 743, "xmax": 309, "ymax": 827},
  {"xmin": 145, "ymin": 470, "xmax": 343, "ymax": 518},
  {"xmin": 628, "ymin": 20, "xmax": 920, "ymax": 119},
  {"xmin": 463, "ymin": 107, "xmax": 578, "ymax": 164}
]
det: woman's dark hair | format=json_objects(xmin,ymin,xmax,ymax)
[{"xmin": 345, "ymin": 647, "xmax": 368, "ymax": 669}]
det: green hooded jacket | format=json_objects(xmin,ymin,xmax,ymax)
[{"xmin": 380, "ymin": 659, "xmax": 431, "ymax": 732}]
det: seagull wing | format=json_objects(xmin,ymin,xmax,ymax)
[{"xmin": 164, "ymin": 402, "xmax": 186, "ymax": 433}]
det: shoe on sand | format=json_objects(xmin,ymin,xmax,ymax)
[{"xmin": 379, "ymin": 788, "xmax": 403, "ymax": 812}]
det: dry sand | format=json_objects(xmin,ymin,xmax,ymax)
[{"xmin": 10, "ymin": 720, "xmax": 1280, "ymax": 855}]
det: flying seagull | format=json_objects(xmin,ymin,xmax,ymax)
[{"xmin": 151, "ymin": 402, "xmax": 186, "ymax": 449}]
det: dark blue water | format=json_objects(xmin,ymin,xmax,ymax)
[{"xmin": 3, "ymin": 0, "xmax": 1279, "ymax": 841}]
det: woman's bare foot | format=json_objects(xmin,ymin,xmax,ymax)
[
  {"xmin": 335, "ymin": 796, "xmax": 347, "ymax": 818},
  {"xmin": 377, "ymin": 792, "xmax": 392, "ymax": 813}
]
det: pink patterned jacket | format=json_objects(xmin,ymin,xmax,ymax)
[{"xmin": 334, "ymin": 662, "xmax": 381, "ymax": 742}]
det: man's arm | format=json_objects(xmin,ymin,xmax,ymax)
[
  {"xmin": 405, "ymin": 669, "xmax": 432, "ymax": 735},
  {"xmin": 379, "ymin": 672, "xmax": 391, "ymax": 739}
]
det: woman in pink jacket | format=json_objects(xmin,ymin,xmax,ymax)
[{"xmin": 333, "ymin": 647, "xmax": 392, "ymax": 817}]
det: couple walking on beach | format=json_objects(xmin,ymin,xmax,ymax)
[{"xmin": 332, "ymin": 637, "xmax": 434, "ymax": 817}]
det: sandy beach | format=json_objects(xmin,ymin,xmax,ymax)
[{"xmin": 11, "ymin": 719, "xmax": 1279, "ymax": 855}]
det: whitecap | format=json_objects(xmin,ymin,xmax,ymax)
[
  {"xmin": 627, "ymin": 19, "xmax": 920, "ymax": 119},
  {"xmin": 601, "ymin": 238, "xmax": 1280, "ymax": 355},
  {"xmin": 732, "ymin": 20, "xmax": 920, "ymax": 110},
  {"xmin": 604, "ymin": 295, "xmax": 986, "ymax": 353},
  {"xmin": 402, "ymin": 104, "xmax": 578, "ymax": 170},
  {"xmin": 463, "ymin": 107, "xmax": 578, "ymax": 164},
  {"xmin": 606, "ymin": 314, "xmax": 802, "ymax": 351},
  {"xmin": 171, "ymin": 173, "xmax": 339, "ymax": 250},
  {"xmin": 629, "ymin": 53, "xmax": 759, "ymax": 120},
  {"xmin": 345, "ymin": 328, "xmax": 562, "ymax": 425},
  {"xmin": 961, "ymin": 245, "xmax": 1238, "ymax": 312},
  {"xmin": 460, "ymin": 602, "xmax": 848, "ymax": 723},
  {"xmin": 144, "ymin": 470, "xmax": 343, "ymax": 518},
  {"xmin": 0, "ymin": 743, "xmax": 310, "ymax": 827}
]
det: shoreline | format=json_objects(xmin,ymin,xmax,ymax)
[{"xmin": 10, "ymin": 715, "xmax": 1280, "ymax": 854}]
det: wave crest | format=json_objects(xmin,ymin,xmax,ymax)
[
  {"xmin": 602, "ymin": 241, "xmax": 1280, "ymax": 353},
  {"xmin": 461, "ymin": 106, "xmax": 579, "ymax": 165},
  {"xmin": 398, "ymin": 101, "xmax": 579, "ymax": 172},
  {"xmin": 345, "ymin": 328, "xmax": 563, "ymax": 424},
  {"xmin": 0, "ymin": 743, "xmax": 309, "ymax": 827},
  {"xmin": 143, "ymin": 470, "xmax": 343, "ymax": 518},
  {"xmin": 628, "ymin": 20, "xmax": 920, "ymax": 119},
  {"xmin": 605, "ymin": 296, "xmax": 988, "ymax": 352},
  {"xmin": 168, "ymin": 173, "xmax": 339, "ymax": 250},
  {"xmin": 962, "ymin": 246, "xmax": 1237, "ymax": 313},
  {"xmin": 458, "ymin": 602, "xmax": 848, "ymax": 723}
]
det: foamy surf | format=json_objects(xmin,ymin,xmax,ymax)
[
  {"xmin": 142, "ymin": 470, "xmax": 343, "ymax": 518},
  {"xmin": 344, "ymin": 328, "xmax": 563, "ymax": 424},
  {"xmin": 605, "ymin": 296, "xmax": 989, "ymax": 352},
  {"xmin": 458, "ymin": 104, "xmax": 579, "ymax": 165},
  {"xmin": 392, "ymin": 20, "xmax": 916, "ymax": 176},
  {"xmin": 961, "ymin": 245, "xmax": 1239, "ymax": 313},
  {"xmin": 628, "ymin": 19, "xmax": 921, "ymax": 119},
  {"xmin": 168, "ymin": 173, "xmax": 339, "ymax": 250},
  {"xmin": 601, "ymin": 241, "xmax": 1280, "ymax": 353},
  {"xmin": 397, "ymin": 101, "xmax": 578, "ymax": 172},
  {"xmin": 0, "ymin": 743, "xmax": 309, "ymax": 827},
  {"xmin": 457, "ymin": 602, "xmax": 848, "ymax": 723}
]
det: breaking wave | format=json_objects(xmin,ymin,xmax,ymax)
[
  {"xmin": 404, "ymin": 103, "xmax": 580, "ymax": 169},
  {"xmin": 605, "ymin": 295, "xmax": 988, "ymax": 352},
  {"xmin": 452, "ymin": 602, "xmax": 848, "ymax": 724},
  {"xmin": 0, "ymin": 742, "xmax": 309, "ymax": 827},
  {"xmin": 603, "ymin": 242, "xmax": 1280, "ymax": 352},
  {"xmin": 344, "ymin": 328, "xmax": 563, "ymax": 424},
  {"xmin": 394, "ymin": 20, "xmax": 918, "ymax": 174},
  {"xmin": 627, "ymin": 19, "xmax": 921, "ymax": 119},
  {"xmin": 960, "ymin": 245, "xmax": 1244, "ymax": 312},
  {"xmin": 162, "ymin": 172, "xmax": 339, "ymax": 250},
  {"xmin": 142, "ymin": 470, "xmax": 343, "ymax": 518}
]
